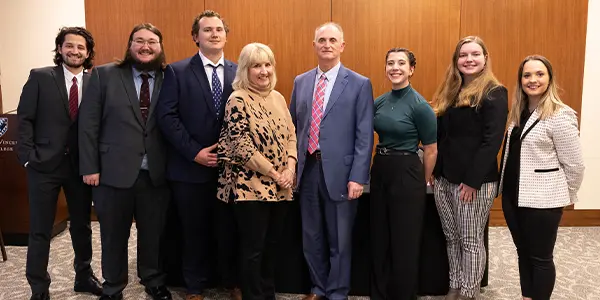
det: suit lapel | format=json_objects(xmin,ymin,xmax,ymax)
[
  {"xmin": 148, "ymin": 70, "xmax": 163, "ymax": 122},
  {"xmin": 191, "ymin": 54, "xmax": 217, "ymax": 116},
  {"xmin": 520, "ymin": 109, "xmax": 541, "ymax": 140},
  {"xmin": 323, "ymin": 65, "xmax": 348, "ymax": 118},
  {"xmin": 304, "ymin": 68, "xmax": 318, "ymax": 113},
  {"xmin": 222, "ymin": 60, "xmax": 235, "ymax": 106},
  {"xmin": 51, "ymin": 66, "xmax": 70, "ymax": 117},
  {"xmin": 119, "ymin": 67, "xmax": 145, "ymax": 127},
  {"xmin": 82, "ymin": 70, "xmax": 90, "ymax": 96}
]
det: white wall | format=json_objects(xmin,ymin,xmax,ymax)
[
  {"xmin": 0, "ymin": 0, "xmax": 86, "ymax": 113},
  {"xmin": 576, "ymin": 0, "xmax": 600, "ymax": 209}
]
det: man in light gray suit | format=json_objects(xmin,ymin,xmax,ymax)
[
  {"xmin": 290, "ymin": 22, "xmax": 374, "ymax": 300},
  {"xmin": 79, "ymin": 23, "xmax": 172, "ymax": 300}
]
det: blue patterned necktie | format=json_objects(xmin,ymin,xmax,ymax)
[{"xmin": 211, "ymin": 65, "xmax": 223, "ymax": 113}]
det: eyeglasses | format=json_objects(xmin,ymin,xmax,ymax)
[{"xmin": 132, "ymin": 39, "xmax": 159, "ymax": 47}]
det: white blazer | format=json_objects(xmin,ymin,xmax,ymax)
[{"xmin": 499, "ymin": 106, "xmax": 584, "ymax": 209}]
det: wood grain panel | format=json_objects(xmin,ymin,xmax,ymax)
[
  {"xmin": 461, "ymin": 0, "xmax": 589, "ymax": 222},
  {"xmin": 332, "ymin": 0, "xmax": 461, "ymax": 102},
  {"xmin": 85, "ymin": 0, "xmax": 205, "ymax": 65},
  {"xmin": 205, "ymin": 0, "xmax": 331, "ymax": 104},
  {"xmin": 459, "ymin": 0, "xmax": 588, "ymax": 115}
]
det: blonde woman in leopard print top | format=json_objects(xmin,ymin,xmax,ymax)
[{"xmin": 217, "ymin": 42, "xmax": 297, "ymax": 300}]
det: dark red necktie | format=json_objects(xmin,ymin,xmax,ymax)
[
  {"xmin": 68, "ymin": 77, "xmax": 78, "ymax": 121},
  {"xmin": 140, "ymin": 73, "xmax": 150, "ymax": 122}
]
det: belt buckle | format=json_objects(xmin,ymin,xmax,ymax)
[{"xmin": 379, "ymin": 147, "xmax": 389, "ymax": 155}]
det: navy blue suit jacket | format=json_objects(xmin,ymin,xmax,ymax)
[{"xmin": 157, "ymin": 53, "xmax": 237, "ymax": 183}]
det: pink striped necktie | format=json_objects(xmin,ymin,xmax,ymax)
[{"xmin": 308, "ymin": 74, "xmax": 327, "ymax": 154}]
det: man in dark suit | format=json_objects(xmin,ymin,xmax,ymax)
[
  {"xmin": 156, "ymin": 10, "xmax": 239, "ymax": 300},
  {"xmin": 79, "ymin": 23, "xmax": 171, "ymax": 300},
  {"xmin": 17, "ymin": 27, "xmax": 102, "ymax": 300},
  {"xmin": 290, "ymin": 23, "xmax": 374, "ymax": 300}
]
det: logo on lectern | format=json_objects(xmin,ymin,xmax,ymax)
[{"xmin": 0, "ymin": 118, "xmax": 7, "ymax": 138}]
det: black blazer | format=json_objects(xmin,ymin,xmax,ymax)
[
  {"xmin": 78, "ymin": 63, "xmax": 166, "ymax": 189},
  {"xmin": 433, "ymin": 85, "xmax": 508, "ymax": 189},
  {"xmin": 156, "ymin": 54, "xmax": 237, "ymax": 183},
  {"xmin": 17, "ymin": 65, "xmax": 91, "ymax": 173}
]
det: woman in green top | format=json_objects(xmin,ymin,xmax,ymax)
[{"xmin": 370, "ymin": 48, "xmax": 438, "ymax": 300}]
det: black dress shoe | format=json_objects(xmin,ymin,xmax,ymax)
[
  {"xmin": 30, "ymin": 292, "xmax": 49, "ymax": 300},
  {"xmin": 144, "ymin": 285, "xmax": 172, "ymax": 300},
  {"xmin": 74, "ymin": 274, "xmax": 103, "ymax": 296},
  {"xmin": 98, "ymin": 293, "xmax": 123, "ymax": 300}
]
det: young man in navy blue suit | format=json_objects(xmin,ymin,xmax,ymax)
[
  {"xmin": 290, "ymin": 23, "xmax": 374, "ymax": 300},
  {"xmin": 156, "ymin": 10, "xmax": 240, "ymax": 300}
]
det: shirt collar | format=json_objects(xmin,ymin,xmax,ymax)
[
  {"xmin": 62, "ymin": 64, "xmax": 84, "ymax": 83},
  {"xmin": 317, "ymin": 61, "xmax": 341, "ymax": 82},
  {"xmin": 131, "ymin": 67, "xmax": 156, "ymax": 79},
  {"xmin": 198, "ymin": 51, "xmax": 225, "ymax": 68}
]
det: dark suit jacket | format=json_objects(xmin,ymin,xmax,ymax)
[
  {"xmin": 156, "ymin": 54, "xmax": 237, "ymax": 183},
  {"xmin": 78, "ymin": 63, "xmax": 166, "ymax": 189},
  {"xmin": 433, "ymin": 85, "xmax": 508, "ymax": 189},
  {"xmin": 17, "ymin": 65, "xmax": 91, "ymax": 173}
]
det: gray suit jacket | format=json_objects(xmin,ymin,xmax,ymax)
[{"xmin": 79, "ymin": 63, "xmax": 166, "ymax": 188}]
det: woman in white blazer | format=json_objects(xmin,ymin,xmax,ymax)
[{"xmin": 499, "ymin": 55, "xmax": 584, "ymax": 300}]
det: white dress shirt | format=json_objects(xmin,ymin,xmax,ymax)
[
  {"xmin": 63, "ymin": 65, "xmax": 84, "ymax": 105},
  {"xmin": 198, "ymin": 51, "xmax": 225, "ymax": 91},
  {"xmin": 313, "ymin": 61, "xmax": 341, "ymax": 112},
  {"xmin": 313, "ymin": 62, "xmax": 341, "ymax": 149}
]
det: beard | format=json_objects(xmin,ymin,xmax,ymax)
[
  {"xmin": 131, "ymin": 49, "xmax": 165, "ymax": 72},
  {"xmin": 62, "ymin": 54, "xmax": 85, "ymax": 69}
]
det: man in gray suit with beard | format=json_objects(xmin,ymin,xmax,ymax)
[{"xmin": 79, "ymin": 23, "xmax": 171, "ymax": 300}]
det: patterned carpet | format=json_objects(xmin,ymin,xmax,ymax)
[{"xmin": 0, "ymin": 224, "xmax": 599, "ymax": 299}]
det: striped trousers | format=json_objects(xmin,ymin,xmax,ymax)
[{"xmin": 433, "ymin": 177, "xmax": 496, "ymax": 298}]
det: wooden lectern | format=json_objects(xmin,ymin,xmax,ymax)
[{"xmin": 0, "ymin": 114, "xmax": 68, "ymax": 246}]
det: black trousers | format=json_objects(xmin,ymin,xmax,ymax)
[
  {"xmin": 370, "ymin": 153, "xmax": 426, "ymax": 300},
  {"xmin": 170, "ymin": 181, "xmax": 239, "ymax": 293},
  {"xmin": 93, "ymin": 170, "xmax": 170, "ymax": 296},
  {"xmin": 26, "ymin": 155, "xmax": 93, "ymax": 293},
  {"xmin": 503, "ymin": 195, "xmax": 563, "ymax": 300},
  {"xmin": 234, "ymin": 201, "xmax": 291, "ymax": 300}
]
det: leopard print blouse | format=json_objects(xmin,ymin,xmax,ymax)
[{"xmin": 217, "ymin": 88, "xmax": 297, "ymax": 202}]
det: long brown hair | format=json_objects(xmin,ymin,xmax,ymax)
[
  {"xmin": 116, "ymin": 23, "xmax": 166, "ymax": 70},
  {"xmin": 433, "ymin": 36, "xmax": 501, "ymax": 115},
  {"xmin": 509, "ymin": 55, "xmax": 568, "ymax": 126}
]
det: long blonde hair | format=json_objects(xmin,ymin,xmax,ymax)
[
  {"xmin": 509, "ymin": 55, "xmax": 567, "ymax": 126},
  {"xmin": 433, "ymin": 36, "xmax": 501, "ymax": 115}
]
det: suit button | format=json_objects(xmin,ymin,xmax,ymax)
[
  {"xmin": 144, "ymin": 133, "xmax": 148, "ymax": 138},
  {"xmin": 139, "ymin": 152, "xmax": 144, "ymax": 156}
]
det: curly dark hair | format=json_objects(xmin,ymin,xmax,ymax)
[
  {"xmin": 53, "ymin": 27, "xmax": 95, "ymax": 70},
  {"xmin": 191, "ymin": 10, "xmax": 229, "ymax": 47}
]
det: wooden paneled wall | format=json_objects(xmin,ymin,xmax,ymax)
[{"xmin": 85, "ymin": 0, "xmax": 590, "ymax": 225}]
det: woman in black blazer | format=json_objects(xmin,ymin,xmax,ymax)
[{"xmin": 432, "ymin": 36, "xmax": 508, "ymax": 300}]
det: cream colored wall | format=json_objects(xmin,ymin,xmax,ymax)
[
  {"xmin": 576, "ymin": 0, "xmax": 600, "ymax": 209},
  {"xmin": 0, "ymin": 0, "xmax": 86, "ymax": 113}
]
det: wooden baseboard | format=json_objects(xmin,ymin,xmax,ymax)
[{"xmin": 491, "ymin": 209, "xmax": 600, "ymax": 226}]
